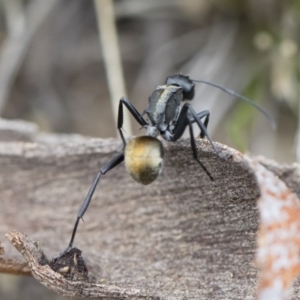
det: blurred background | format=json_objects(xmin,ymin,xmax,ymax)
[{"xmin": 0, "ymin": 0, "xmax": 299, "ymax": 299}]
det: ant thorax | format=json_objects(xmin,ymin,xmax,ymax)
[{"xmin": 144, "ymin": 84, "xmax": 183, "ymax": 141}]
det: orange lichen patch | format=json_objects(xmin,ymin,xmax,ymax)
[
  {"xmin": 266, "ymin": 190, "xmax": 291, "ymax": 201},
  {"xmin": 246, "ymin": 158, "xmax": 300, "ymax": 300},
  {"xmin": 264, "ymin": 218, "xmax": 297, "ymax": 232},
  {"xmin": 266, "ymin": 190, "xmax": 280, "ymax": 199},
  {"xmin": 282, "ymin": 205, "xmax": 300, "ymax": 221},
  {"xmin": 279, "ymin": 191, "xmax": 292, "ymax": 201}
]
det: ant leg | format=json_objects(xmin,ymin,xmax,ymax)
[
  {"xmin": 66, "ymin": 153, "xmax": 124, "ymax": 251},
  {"xmin": 184, "ymin": 104, "xmax": 219, "ymax": 155},
  {"xmin": 187, "ymin": 118, "xmax": 215, "ymax": 181},
  {"xmin": 173, "ymin": 105, "xmax": 216, "ymax": 153},
  {"xmin": 65, "ymin": 99, "xmax": 145, "ymax": 252},
  {"xmin": 190, "ymin": 110, "xmax": 210, "ymax": 138},
  {"xmin": 118, "ymin": 97, "xmax": 148, "ymax": 146},
  {"xmin": 171, "ymin": 104, "xmax": 215, "ymax": 181}
]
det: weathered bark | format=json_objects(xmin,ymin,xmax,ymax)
[{"xmin": 0, "ymin": 119, "xmax": 299, "ymax": 299}]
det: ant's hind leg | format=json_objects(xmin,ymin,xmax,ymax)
[
  {"xmin": 183, "ymin": 105, "xmax": 218, "ymax": 155},
  {"xmin": 192, "ymin": 110, "xmax": 210, "ymax": 139},
  {"xmin": 66, "ymin": 153, "xmax": 124, "ymax": 252},
  {"xmin": 172, "ymin": 104, "xmax": 214, "ymax": 181},
  {"xmin": 188, "ymin": 118, "xmax": 215, "ymax": 181}
]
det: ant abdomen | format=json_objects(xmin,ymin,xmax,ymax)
[{"xmin": 125, "ymin": 136, "xmax": 164, "ymax": 185}]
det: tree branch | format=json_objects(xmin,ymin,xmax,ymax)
[{"xmin": 0, "ymin": 119, "xmax": 299, "ymax": 299}]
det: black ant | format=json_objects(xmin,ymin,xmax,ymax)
[{"xmin": 64, "ymin": 74, "xmax": 275, "ymax": 252}]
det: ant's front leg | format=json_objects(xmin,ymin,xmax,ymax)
[
  {"xmin": 118, "ymin": 97, "xmax": 148, "ymax": 146},
  {"xmin": 189, "ymin": 110, "xmax": 210, "ymax": 139}
]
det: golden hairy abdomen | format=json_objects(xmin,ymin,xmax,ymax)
[{"xmin": 124, "ymin": 136, "xmax": 164, "ymax": 185}]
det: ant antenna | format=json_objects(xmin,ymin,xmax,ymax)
[{"xmin": 191, "ymin": 79, "xmax": 276, "ymax": 130}]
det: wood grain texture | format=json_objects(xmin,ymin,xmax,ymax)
[{"xmin": 0, "ymin": 119, "xmax": 299, "ymax": 299}]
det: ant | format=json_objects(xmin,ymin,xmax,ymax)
[{"xmin": 64, "ymin": 74, "xmax": 275, "ymax": 252}]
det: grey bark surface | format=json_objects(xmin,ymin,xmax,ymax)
[{"xmin": 0, "ymin": 119, "xmax": 299, "ymax": 299}]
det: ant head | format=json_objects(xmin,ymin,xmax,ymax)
[
  {"xmin": 165, "ymin": 74, "xmax": 195, "ymax": 100},
  {"xmin": 124, "ymin": 136, "xmax": 164, "ymax": 185}
]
